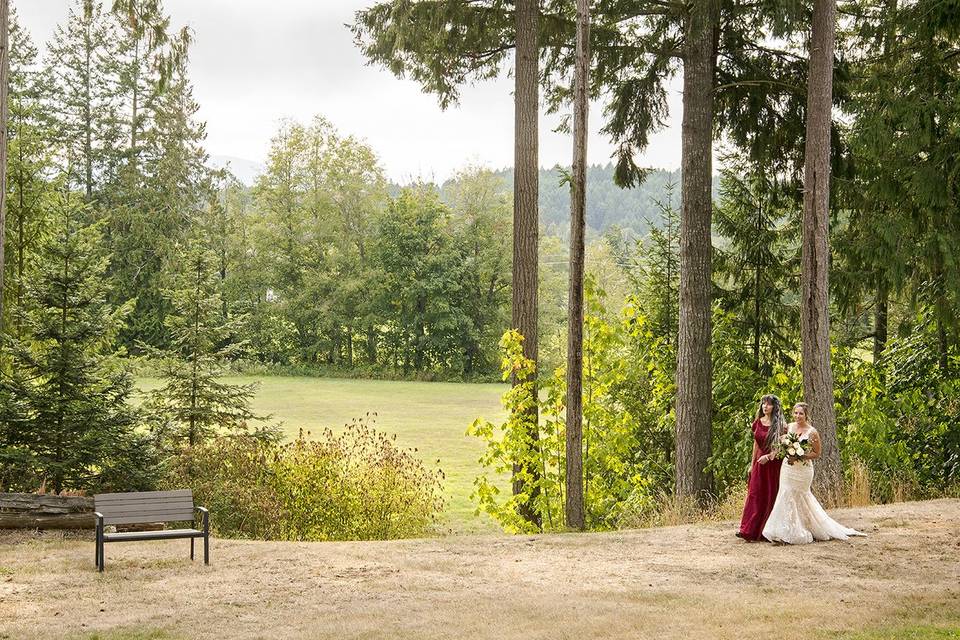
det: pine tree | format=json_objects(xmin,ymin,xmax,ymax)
[
  {"xmin": 4, "ymin": 8, "xmax": 56, "ymax": 336},
  {"xmin": 0, "ymin": 193, "xmax": 140, "ymax": 494},
  {"xmin": 713, "ymin": 157, "xmax": 796, "ymax": 375},
  {"xmin": 141, "ymin": 48, "xmax": 210, "ymax": 218},
  {"xmin": 0, "ymin": 0, "xmax": 8, "ymax": 331},
  {"xmin": 146, "ymin": 236, "xmax": 266, "ymax": 450},
  {"xmin": 564, "ymin": 0, "xmax": 590, "ymax": 531},
  {"xmin": 111, "ymin": 0, "xmax": 173, "ymax": 179},
  {"xmin": 45, "ymin": 0, "xmax": 124, "ymax": 198},
  {"xmin": 638, "ymin": 181, "xmax": 680, "ymax": 348},
  {"xmin": 109, "ymin": 29, "xmax": 209, "ymax": 349},
  {"xmin": 802, "ymin": 0, "xmax": 842, "ymax": 501},
  {"xmin": 844, "ymin": 0, "xmax": 960, "ymax": 369}
]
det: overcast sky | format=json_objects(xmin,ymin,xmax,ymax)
[{"xmin": 18, "ymin": 0, "xmax": 684, "ymax": 183}]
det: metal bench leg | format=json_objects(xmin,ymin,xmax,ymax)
[
  {"xmin": 190, "ymin": 538, "xmax": 194, "ymax": 561},
  {"xmin": 201, "ymin": 508, "xmax": 210, "ymax": 565},
  {"xmin": 95, "ymin": 513, "xmax": 105, "ymax": 572}
]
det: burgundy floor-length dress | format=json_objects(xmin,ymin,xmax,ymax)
[{"xmin": 737, "ymin": 418, "xmax": 781, "ymax": 541}]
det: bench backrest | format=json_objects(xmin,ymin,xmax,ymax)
[{"xmin": 93, "ymin": 489, "xmax": 195, "ymax": 526}]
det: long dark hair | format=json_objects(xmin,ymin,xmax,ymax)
[{"xmin": 755, "ymin": 394, "xmax": 786, "ymax": 451}]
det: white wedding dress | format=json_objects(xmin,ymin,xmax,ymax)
[{"xmin": 761, "ymin": 427, "xmax": 865, "ymax": 544}]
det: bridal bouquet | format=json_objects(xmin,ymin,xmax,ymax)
[{"xmin": 776, "ymin": 432, "xmax": 810, "ymax": 463}]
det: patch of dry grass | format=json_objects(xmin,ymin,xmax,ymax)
[
  {"xmin": 618, "ymin": 483, "xmax": 748, "ymax": 529},
  {"xmin": 2, "ymin": 499, "xmax": 956, "ymax": 640},
  {"xmin": 844, "ymin": 458, "xmax": 874, "ymax": 507}
]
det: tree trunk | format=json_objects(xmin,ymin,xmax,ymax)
[
  {"xmin": 801, "ymin": 0, "xmax": 842, "ymax": 503},
  {"xmin": 0, "ymin": 493, "xmax": 95, "ymax": 529},
  {"xmin": 873, "ymin": 280, "xmax": 888, "ymax": 364},
  {"xmin": 0, "ymin": 0, "xmax": 9, "ymax": 332},
  {"xmin": 675, "ymin": 0, "xmax": 718, "ymax": 504},
  {"xmin": 512, "ymin": 0, "xmax": 541, "ymax": 529},
  {"xmin": 366, "ymin": 325, "xmax": 377, "ymax": 364},
  {"xmin": 753, "ymin": 198, "xmax": 763, "ymax": 372},
  {"xmin": 565, "ymin": 0, "xmax": 589, "ymax": 532},
  {"xmin": 84, "ymin": 17, "xmax": 93, "ymax": 198},
  {"xmin": 346, "ymin": 325, "xmax": 354, "ymax": 366}
]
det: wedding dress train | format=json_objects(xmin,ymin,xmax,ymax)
[{"xmin": 761, "ymin": 434, "xmax": 865, "ymax": 544}]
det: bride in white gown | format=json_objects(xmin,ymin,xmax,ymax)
[{"xmin": 762, "ymin": 402, "xmax": 866, "ymax": 544}]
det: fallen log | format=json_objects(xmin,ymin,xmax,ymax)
[{"xmin": 0, "ymin": 492, "xmax": 95, "ymax": 529}]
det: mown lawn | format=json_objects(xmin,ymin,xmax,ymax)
[{"xmin": 136, "ymin": 376, "xmax": 509, "ymax": 533}]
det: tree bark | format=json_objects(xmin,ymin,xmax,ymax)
[
  {"xmin": 753, "ymin": 196, "xmax": 763, "ymax": 372},
  {"xmin": 802, "ymin": 0, "xmax": 842, "ymax": 503},
  {"xmin": 565, "ymin": 0, "xmax": 589, "ymax": 531},
  {"xmin": 675, "ymin": 0, "xmax": 718, "ymax": 504},
  {"xmin": 512, "ymin": 0, "xmax": 541, "ymax": 529},
  {"xmin": 366, "ymin": 326, "xmax": 377, "ymax": 364},
  {"xmin": 873, "ymin": 280, "xmax": 888, "ymax": 364},
  {"xmin": 0, "ymin": 0, "xmax": 9, "ymax": 332}
]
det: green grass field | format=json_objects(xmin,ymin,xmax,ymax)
[{"xmin": 136, "ymin": 376, "xmax": 509, "ymax": 533}]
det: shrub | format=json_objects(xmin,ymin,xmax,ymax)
[
  {"xmin": 273, "ymin": 422, "xmax": 445, "ymax": 540},
  {"xmin": 165, "ymin": 418, "xmax": 446, "ymax": 541},
  {"xmin": 163, "ymin": 435, "xmax": 283, "ymax": 539},
  {"xmin": 469, "ymin": 282, "xmax": 675, "ymax": 532}
]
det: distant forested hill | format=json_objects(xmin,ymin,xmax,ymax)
[{"xmin": 392, "ymin": 165, "xmax": 720, "ymax": 237}]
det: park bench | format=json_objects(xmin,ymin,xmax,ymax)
[{"xmin": 93, "ymin": 489, "xmax": 209, "ymax": 572}]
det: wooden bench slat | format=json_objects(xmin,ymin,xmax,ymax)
[
  {"xmin": 94, "ymin": 490, "xmax": 193, "ymax": 503},
  {"xmin": 104, "ymin": 513, "xmax": 195, "ymax": 526},
  {"xmin": 95, "ymin": 494, "xmax": 194, "ymax": 503},
  {"xmin": 101, "ymin": 508, "xmax": 196, "ymax": 522},
  {"xmin": 97, "ymin": 503, "xmax": 193, "ymax": 512},
  {"xmin": 95, "ymin": 489, "xmax": 192, "ymax": 498},
  {"xmin": 100, "ymin": 505, "xmax": 194, "ymax": 515},
  {"xmin": 98, "ymin": 502, "xmax": 193, "ymax": 516},
  {"xmin": 95, "ymin": 499, "xmax": 195, "ymax": 513}
]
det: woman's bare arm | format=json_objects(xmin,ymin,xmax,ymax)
[{"xmin": 805, "ymin": 430, "xmax": 822, "ymax": 461}]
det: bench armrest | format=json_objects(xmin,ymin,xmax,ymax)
[
  {"xmin": 195, "ymin": 506, "xmax": 209, "ymax": 532},
  {"xmin": 94, "ymin": 512, "xmax": 104, "ymax": 527}
]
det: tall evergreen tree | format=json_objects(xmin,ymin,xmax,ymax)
[
  {"xmin": 46, "ymin": 0, "xmax": 124, "ymax": 198},
  {"xmin": 352, "ymin": 0, "xmax": 815, "ymax": 504},
  {"xmin": 843, "ymin": 0, "xmax": 960, "ymax": 369},
  {"xmin": 111, "ymin": 0, "xmax": 174, "ymax": 178},
  {"xmin": 638, "ymin": 181, "xmax": 680, "ymax": 348},
  {"xmin": 713, "ymin": 157, "xmax": 796, "ymax": 375},
  {"xmin": 109, "ymin": 30, "xmax": 208, "ymax": 349},
  {"xmin": 0, "ymin": 0, "xmax": 9, "ymax": 330},
  {"xmin": 801, "ymin": 0, "xmax": 842, "ymax": 500},
  {"xmin": 0, "ymin": 194, "xmax": 140, "ymax": 494},
  {"xmin": 4, "ymin": 8, "xmax": 56, "ymax": 336},
  {"xmin": 145, "ymin": 236, "xmax": 265, "ymax": 450},
  {"xmin": 565, "ymin": 0, "xmax": 590, "ymax": 531},
  {"xmin": 512, "ymin": 0, "xmax": 543, "ymax": 527}
]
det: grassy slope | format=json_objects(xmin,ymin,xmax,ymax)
[{"xmin": 136, "ymin": 376, "xmax": 509, "ymax": 533}]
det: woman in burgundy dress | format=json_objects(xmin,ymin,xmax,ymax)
[{"xmin": 737, "ymin": 394, "xmax": 786, "ymax": 541}]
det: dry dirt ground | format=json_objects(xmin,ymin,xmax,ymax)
[{"xmin": 1, "ymin": 499, "xmax": 959, "ymax": 640}]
